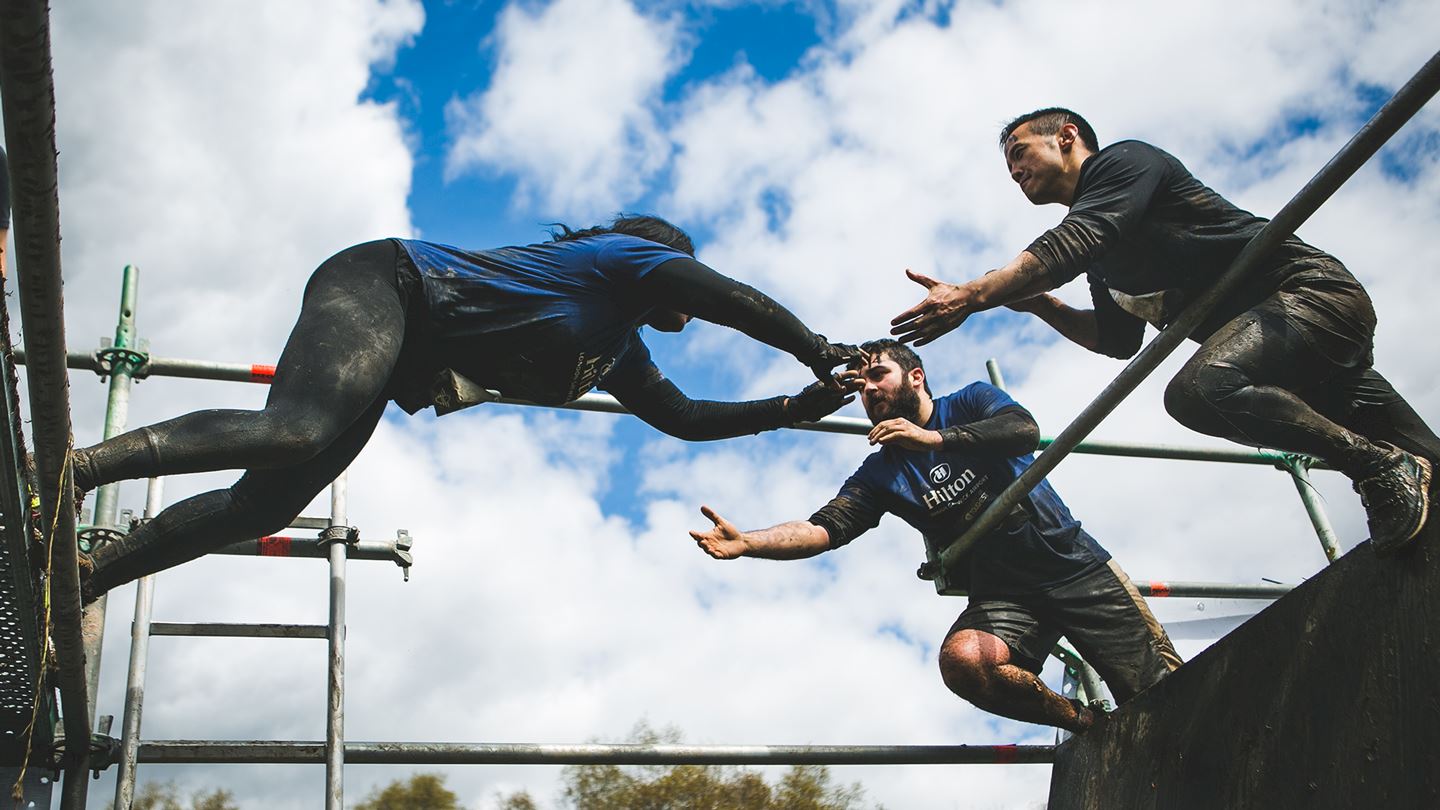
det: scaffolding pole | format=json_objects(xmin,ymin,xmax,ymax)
[
  {"xmin": 113, "ymin": 478, "xmax": 165, "ymax": 809},
  {"xmin": 0, "ymin": 1, "xmax": 91, "ymax": 805},
  {"xmin": 325, "ymin": 476, "xmax": 350, "ymax": 810},
  {"xmin": 135, "ymin": 740, "xmax": 1056, "ymax": 766},
  {"xmin": 15, "ymin": 348, "xmax": 1320, "ymax": 470},
  {"xmin": 939, "ymin": 49, "xmax": 1440, "ymax": 581}
]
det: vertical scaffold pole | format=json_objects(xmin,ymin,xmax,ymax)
[
  {"xmin": 85, "ymin": 264, "xmax": 144, "ymax": 722},
  {"xmin": 114, "ymin": 477, "xmax": 165, "ymax": 809},
  {"xmin": 325, "ymin": 473, "xmax": 350, "ymax": 809},
  {"xmin": 1282, "ymin": 457, "xmax": 1342, "ymax": 562}
]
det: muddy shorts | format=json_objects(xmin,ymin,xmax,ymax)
[{"xmin": 947, "ymin": 559, "xmax": 1182, "ymax": 703}]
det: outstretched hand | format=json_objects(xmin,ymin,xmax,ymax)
[
  {"xmin": 890, "ymin": 269, "xmax": 976, "ymax": 346},
  {"xmin": 806, "ymin": 337, "xmax": 868, "ymax": 387},
  {"xmin": 785, "ymin": 379, "xmax": 857, "ymax": 424},
  {"xmin": 689, "ymin": 505, "xmax": 748, "ymax": 560}
]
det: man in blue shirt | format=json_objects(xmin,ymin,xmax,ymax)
[
  {"xmin": 689, "ymin": 339, "xmax": 1180, "ymax": 732},
  {"xmin": 889, "ymin": 108, "xmax": 1436, "ymax": 556}
]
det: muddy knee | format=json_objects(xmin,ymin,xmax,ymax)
[
  {"xmin": 1165, "ymin": 361, "xmax": 1249, "ymax": 431},
  {"xmin": 939, "ymin": 632, "xmax": 1005, "ymax": 700}
]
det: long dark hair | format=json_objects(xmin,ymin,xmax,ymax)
[{"xmin": 546, "ymin": 214, "xmax": 695, "ymax": 256}]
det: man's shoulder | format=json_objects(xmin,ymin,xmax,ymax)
[
  {"xmin": 1092, "ymin": 139, "xmax": 1175, "ymax": 170},
  {"xmin": 936, "ymin": 381, "xmax": 1014, "ymax": 409}
]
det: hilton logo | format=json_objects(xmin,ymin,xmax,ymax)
[{"xmin": 929, "ymin": 463, "xmax": 951, "ymax": 484}]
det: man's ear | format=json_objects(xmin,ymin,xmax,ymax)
[
  {"xmin": 910, "ymin": 366, "xmax": 926, "ymax": 389},
  {"xmin": 1057, "ymin": 123, "xmax": 1077, "ymax": 151}
]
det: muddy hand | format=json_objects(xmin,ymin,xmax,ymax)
[
  {"xmin": 807, "ymin": 337, "xmax": 867, "ymax": 389},
  {"xmin": 868, "ymin": 417, "xmax": 941, "ymax": 450},
  {"xmin": 890, "ymin": 269, "xmax": 974, "ymax": 346},
  {"xmin": 786, "ymin": 380, "xmax": 855, "ymax": 424},
  {"xmin": 689, "ymin": 505, "xmax": 747, "ymax": 560}
]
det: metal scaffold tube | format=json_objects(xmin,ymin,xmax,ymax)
[
  {"xmin": 135, "ymin": 740, "xmax": 1056, "ymax": 766},
  {"xmin": 0, "ymin": 0, "xmax": 90, "ymax": 804},
  {"xmin": 114, "ymin": 478, "xmax": 165, "ymax": 809},
  {"xmin": 325, "ymin": 476, "xmax": 350, "ymax": 810},
  {"xmin": 939, "ymin": 49, "xmax": 1440, "ymax": 578},
  {"xmin": 84, "ymin": 264, "xmax": 144, "ymax": 740},
  {"xmin": 15, "ymin": 348, "xmax": 1318, "ymax": 469}
]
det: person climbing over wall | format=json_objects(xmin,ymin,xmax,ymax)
[
  {"xmin": 74, "ymin": 214, "xmax": 861, "ymax": 598},
  {"xmin": 688, "ymin": 340, "xmax": 1181, "ymax": 732},
  {"xmin": 890, "ymin": 108, "xmax": 1439, "ymax": 555}
]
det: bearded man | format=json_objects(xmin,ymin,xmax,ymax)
[{"xmin": 688, "ymin": 339, "xmax": 1180, "ymax": 731}]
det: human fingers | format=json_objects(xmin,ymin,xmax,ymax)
[
  {"xmin": 905, "ymin": 268, "xmax": 939, "ymax": 288},
  {"xmin": 891, "ymin": 300, "xmax": 929, "ymax": 327}
]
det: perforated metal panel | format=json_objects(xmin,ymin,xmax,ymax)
[{"xmin": 0, "ymin": 289, "xmax": 50, "ymax": 766}]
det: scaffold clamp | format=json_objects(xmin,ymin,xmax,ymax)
[
  {"xmin": 76, "ymin": 526, "xmax": 124, "ymax": 553},
  {"xmin": 395, "ymin": 529, "xmax": 413, "ymax": 582},
  {"xmin": 93, "ymin": 338, "xmax": 150, "ymax": 382},
  {"xmin": 317, "ymin": 525, "xmax": 360, "ymax": 547}
]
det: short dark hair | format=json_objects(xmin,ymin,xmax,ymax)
[
  {"xmin": 1000, "ymin": 108, "xmax": 1098, "ymax": 152},
  {"xmin": 855, "ymin": 338, "xmax": 931, "ymax": 395},
  {"xmin": 546, "ymin": 214, "xmax": 695, "ymax": 256}
]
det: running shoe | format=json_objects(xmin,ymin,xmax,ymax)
[{"xmin": 1356, "ymin": 445, "xmax": 1432, "ymax": 555}]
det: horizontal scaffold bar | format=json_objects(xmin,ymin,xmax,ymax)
[
  {"xmin": 1134, "ymin": 581, "xmax": 1291, "ymax": 599},
  {"xmin": 19, "ymin": 349, "xmax": 1317, "ymax": 469},
  {"xmin": 135, "ymin": 740, "xmax": 1055, "ymax": 766}
]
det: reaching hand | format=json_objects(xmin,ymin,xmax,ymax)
[
  {"xmin": 805, "ymin": 336, "xmax": 868, "ymax": 386},
  {"xmin": 785, "ymin": 379, "xmax": 856, "ymax": 424},
  {"xmin": 689, "ymin": 505, "xmax": 748, "ymax": 560},
  {"xmin": 890, "ymin": 269, "xmax": 977, "ymax": 345},
  {"xmin": 867, "ymin": 417, "xmax": 942, "ymax": 450}
]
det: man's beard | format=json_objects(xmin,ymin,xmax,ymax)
[{"xmin": 866, "ymin": 380, "xmax": 922, "ymax": 425}]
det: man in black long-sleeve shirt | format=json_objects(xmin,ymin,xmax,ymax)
[{"xmin": 890, "ymin": 108, "xmax": 1437, "ymax": 554}]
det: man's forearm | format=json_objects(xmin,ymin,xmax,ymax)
[
  {"xmin": 1015, "ymin": 293, "xmax": 1100, "ymax": 351},
  {"xmin": 741, "ymin": 521, "xmax": 833, "ymax": 560},
  {"xmin": 972, "ymin": 251, "xmax": 1058, "ymax": 309}
]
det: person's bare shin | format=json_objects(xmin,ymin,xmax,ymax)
[{"xmin": 939, "ymin": 629, "xmax": 1090, "ymax": 732}]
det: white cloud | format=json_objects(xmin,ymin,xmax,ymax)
[
  {"xmin": 35, "ymin": 1, "xmax": 1440, "ymax": 809},
  {"xmin": 444, "ymin": 0, "xmax": 685, "ymax": 218}
]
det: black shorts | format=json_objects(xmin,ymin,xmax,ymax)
[
  {"xmin": 1246, "ymin": 260, "xmax": 1376, "ymax": 378},
  {"xmin": 947, "ymin": 559, "xmax": 1182, "ymax": 703}
]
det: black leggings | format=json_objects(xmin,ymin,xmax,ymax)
[
  {"xmin": 1164, "ymin": 269, "xmax": 1440, "ymax": 478},
  {"xmin": 79, "ymin": 239, "xmax": 410, "ymax": 590}
]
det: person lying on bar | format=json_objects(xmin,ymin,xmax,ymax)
[{"xmin": 73, "ymin": 215, "xmax": 861, "ymax": 599}]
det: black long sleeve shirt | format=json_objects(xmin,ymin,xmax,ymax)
[{"xmin": 1025, "ymin": 140, "xmax": 1338, "ymax": 357}]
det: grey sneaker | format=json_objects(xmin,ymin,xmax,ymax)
[{"xmin": 1356, "ymin": 446, "xmax": 1432, "ymax": 555}]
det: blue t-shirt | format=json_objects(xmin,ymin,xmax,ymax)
[
  {"xmin": 397, "ymin": 233, "xmax": 689, "ymax": 405},
  {"xmin": 831, "ymin": 383, "xmax": 1109, "ymax": 597}
]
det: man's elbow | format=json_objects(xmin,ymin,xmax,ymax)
[
  {"xmin": 1096, "ymin": 335, "xmax": 1142, "ymax": 360},
  {"xmin": 1017, "ymin": 420, "xmax": 1042, "ymax": 453}
]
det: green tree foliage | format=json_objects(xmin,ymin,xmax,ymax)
[
  {"xmin": 352, "ymin": 772, "xmax": 461, "ymax": 810},
  {"xmin": 497, "ymin": 792, "xmax": 542, "ymax": 810},
  {"xmin": 500, "ymin": 722, "xmax": 878, "ymax": 810},
  {"xmin": 114, "ymin": 781, "xmax": 239, "ymax": 810}
]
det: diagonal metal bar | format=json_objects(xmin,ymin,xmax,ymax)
[
  {"xmin": 0, "ymin": 1, "xmax": 91, "ymax": 806},
  {"xmin": 939, "ymin": 49, "xmax": 1440, "ymax": 577}
]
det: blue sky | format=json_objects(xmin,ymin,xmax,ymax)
[
  {"xmin": 366, "ymin": 0, "xmax": 825, "ymax": 251},
  {"xmin": 33, "ymin": 1, "xmax": 1440, "ymax": 808},
  {"xmin": 362, "ymin": 0, "xmax": 842, "ymax": 523}
]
